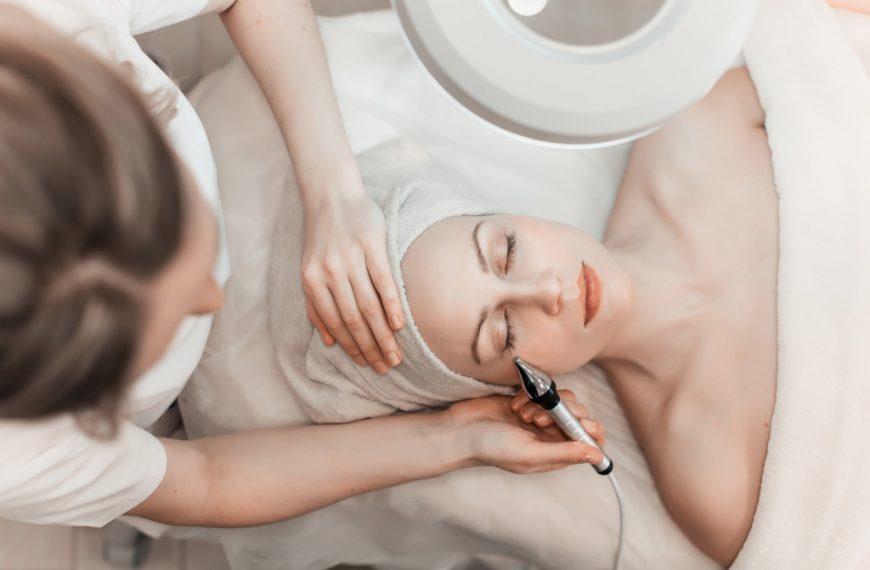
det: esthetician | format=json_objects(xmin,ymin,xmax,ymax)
[{"xmin": 0, "ymin": 0, "xmax": 604, "ymax": 528}]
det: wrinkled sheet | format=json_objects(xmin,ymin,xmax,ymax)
[{"xmin": 181, "ymin": 10, "xmax": 723, "ymax": 570}]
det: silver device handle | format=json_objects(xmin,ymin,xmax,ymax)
[{"xmin": 550, "ymin": 403, "xmax": 613, "ymax": 475}]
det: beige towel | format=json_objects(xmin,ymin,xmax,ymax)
[
  {"xmin": 732, "ymin": 1, "xmax": 870, "ymax": 567},
  {"xmin": 269, "ymin": 140, "xmax": 512, "ymax": 423}
]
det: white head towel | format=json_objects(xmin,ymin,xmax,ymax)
[{"xmin": 269, "ymin": 140, "xmax": 512, "ymax": 423}]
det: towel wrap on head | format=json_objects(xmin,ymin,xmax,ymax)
[{"xmin": 269, "ymin": 140, "xmax": 513, "ymax": 423}]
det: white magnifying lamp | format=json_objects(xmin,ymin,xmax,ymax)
[{"xmin": 392, "ymin": 0, "xmax": 759, "ymax": 148}]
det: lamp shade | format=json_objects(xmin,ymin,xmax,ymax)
[{"xmin": 393, "ymin": 0, "xmax": 758, "ymax": 147}]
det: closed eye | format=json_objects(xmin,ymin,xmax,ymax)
[
  {"xmin": 503, "ymin": 308, "xmax": 516, "ymax": 352},
  {"xmin": 505, "ymin": 232, "xmax": 517, "ymax": 273}
]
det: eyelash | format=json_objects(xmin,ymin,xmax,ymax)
[
  {"xmin": 504, "ymin": 308, "xmax": 516, "ymax": 352},
  {"xmin": 502, "ymin": 231, "xmax": 518, "ymax": 352},
  {"xmin": 505, "ymin": 232, "xmax": 517, "ymax": 273}
]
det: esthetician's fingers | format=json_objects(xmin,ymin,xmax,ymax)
[
  {"xmin": 555, "ymin": 391, "xmax": 604, "ymax": 445},
  {"xmin": 510, "ymin": 389, "xmax": 529, "ymax": 411},
  {"xmin": 305, "ymin": 285, "xmax": 368, "ymax": 367},
  {"xmin": 513, "ymin": 397, "xmax": 605, "ymax": 447},
  {"xmin": 539, "ymin": 414, "xmax": 603, "ymax": 444},
  {"xmin": 514, "ymin": 396, "xmax": 589, "ymax": 424},
  {"xmin": 331, "ymin": 277, "xmax": 389, "ymax": 374},
  {"xmin": 516, "ymin": 402, "xmax": 541, "ymax": 423},
  {"xmin": 364, "ymin": 237, "xmax": 405, "ymax": 334},
  {"xmin": 516, "ymin": 441, "xmax": 604, "ymax": 473},
  {"xmin": 576, "ymin": 418, "xmax": 606, "ymax": 448},
  {"xmin": 306, "ymin": 299, "xmax": 335, "ymax": 346},
  {"xmin": 349, "ymin": 257, "xmax": 403, "ymax": 369},
  {"xmin": 558, "ymin": 389, "xmax": 579, "ymax": 403}
]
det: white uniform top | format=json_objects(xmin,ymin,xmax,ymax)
[{"xmin": 0, "ymin": 0, "xmax": 232, "ymax": 526}]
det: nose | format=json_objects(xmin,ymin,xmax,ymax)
[
  {"xmin": 506, "ymin": 270, "xmax": 562, "ymax": 315},
  {"xmin": 192, "ymin": 276, "xmax": 224, "ymax": 316}
]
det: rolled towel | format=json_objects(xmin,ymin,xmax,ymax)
[{"xmin": 269, "ymin": 140, "xmax": 513, "ymax": 423}]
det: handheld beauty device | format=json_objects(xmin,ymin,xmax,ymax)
[
  {"xmin": 514, "ymin": 356, "xmax": 613, "ymax": 474},
  {"xmin": 514, "ymin": 356, "xmax": 626, "ymax": 570}
]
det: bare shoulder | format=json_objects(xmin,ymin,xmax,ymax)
[
  {"xmin": 612, "ymin": 67, "xmax": 771, "ymax": 236},
  {"xmin": 670, "ymin": 67, "xmax": 765, "ymax": 132},
  {"xmin": 701, "ymin": 67, "xmax": 764, "ymax": 126},
  {"xmin": 652, "ymin": 402, "xmax": 761, "ymax": 566},
  {"xmin": 632, "ymin": 67, "xmax": 764, "ymax": 167},
  {"xmin": 626, "ymin": 67, "xmax": 766, "ymax": 178}
]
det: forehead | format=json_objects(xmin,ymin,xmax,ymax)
[{"xmin": 401, "ymin": 215, "xmax": 491, "ymax": 373}]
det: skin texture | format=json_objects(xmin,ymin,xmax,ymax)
[{"xmin": 402, "ymin": 68, "xmax": 777, "ymax": 567}]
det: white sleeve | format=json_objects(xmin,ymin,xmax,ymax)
[
  {"xmin": 120, "ymin": 0, "xmax": 235, "ymax": 35},
  {"xmin": 0, "ymin": 415, "xmax": 167, "ymax": 527}
]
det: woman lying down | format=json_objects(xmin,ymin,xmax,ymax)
[{"xmin": 270, "ymin": 67, "xmax": 774, "ymax": 567}]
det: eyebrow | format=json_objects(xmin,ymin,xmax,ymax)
[
  {"xmin": 472, "ymin": 220, "xmax": 488, "ymax": 274},
  {"xmin": 470, "ymin": 221, "xmax": 490, "ymax": 365}
]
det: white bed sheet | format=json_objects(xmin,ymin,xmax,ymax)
[{"xmin": 182, "ymin": 11, "xmax": 716, "ymax": 570}]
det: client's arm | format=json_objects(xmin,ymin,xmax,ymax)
[{"xmin": 127, "ymin": 393, "xmax": 604, "ymax": 526}]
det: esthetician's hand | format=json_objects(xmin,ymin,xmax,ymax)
[
  {"xmin": 509, "ymin": 389, "xmax": 606, "ymax": 447},
  {"xmin": 449, "ymin": 391, "xmax": 606, "ymax": 474},
  {"xmin": 301, "ymin": 177, "xmax": 404, "ymax": 374}
]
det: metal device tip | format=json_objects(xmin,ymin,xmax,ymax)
[{"xmin": 513, "ymin": 357, "xmax": 553, "ymax": 400}]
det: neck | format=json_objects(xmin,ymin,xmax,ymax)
[{"xmin": 595, "ymin": 238, "xmax": 704, "ymax": 385}]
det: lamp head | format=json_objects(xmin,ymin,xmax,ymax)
[{"xmin": 393, "ymin": 0, "xmax": 758, "ymax": 148}]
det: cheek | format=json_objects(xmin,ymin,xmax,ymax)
[
  {"xmin": 482, "ymin": 361, "xmax": 524, "ymax": 385},
  {"xmin": 515, "ymin": 313, "xmax": 595, "ymax": 375}
]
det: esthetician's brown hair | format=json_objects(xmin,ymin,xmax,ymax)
[{"xmin": 0, "ymin": 7, "xmax": 186, "ymax": 432}]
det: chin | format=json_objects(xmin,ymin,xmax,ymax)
[{"xmin": 602, "ymin": 273, "xmax": 635, "ymax": 326}]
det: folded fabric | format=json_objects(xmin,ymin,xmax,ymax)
[
  {"xmin": 269, "ymin": 140, "xmax": 512, "ymax": 423},
  {"xmin": 732, "ymin": 0, "xmax": 870, "ymax": 567}
]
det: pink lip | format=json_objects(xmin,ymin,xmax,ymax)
[{"xmin": 578, "ymin": 262, "xmax": 602, "ymax": 326}]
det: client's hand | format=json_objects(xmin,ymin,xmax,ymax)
[
  {"xmin": 301, "ymin": 178, "xmax": 404, "ymax": 374},
  {"xmin": 449, "ymin": 391, "xmax": 606, "ymax": 474}
]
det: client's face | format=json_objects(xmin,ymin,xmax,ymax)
[{"xmin": 402, "ymin": 215, "xmax": 634, "ymax": 383}]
